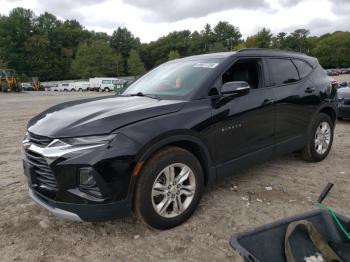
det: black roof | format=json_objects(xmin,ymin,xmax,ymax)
[
  {"xmin": 179, "ymin": 48, "xmax": 317, "ymax": 65},
  {"xmin": 179, "ymin": 52, "xmax": 236, "ymax": 61},
  {"xmin": 237, "ymin": 48, "xmax": 314, "ymax": 59}
]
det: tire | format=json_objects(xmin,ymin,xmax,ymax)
[
  {"xmin": 338, "ymin": 117, "xmax": 343, "ymax": 121},
  {"xmin": 71, "ymin": 88, "xmax": 76, "ymax": 92},
  {"xmin": 104, "ymin": 87, "xmax": 110, "ymax": 92},
  {"xmin": 2, "ymin": 82, "xmax": 8, "ymax": 92},
  {"xmin": 134, "ymin": 146, "xmax": 204, "ymax": 230},
  {"xmin": 78, "ymin": 88, "xmax": 83, "ymax": 92},
  {"xmin": 301, "ymin": 113, "xmax": 334, "ymax": 162}
]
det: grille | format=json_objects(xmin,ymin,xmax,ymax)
[
  {"xmin": 28, "ymin": 132, "xmax": 53, "ymax": 147},
  {"xmin": 25, "ymin": 150, "xmax": 58, "ymax": 190}
]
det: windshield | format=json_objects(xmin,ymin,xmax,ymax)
[{"xmin": 123, "ymin": 58, "xmax": 224, "ymax": 98}]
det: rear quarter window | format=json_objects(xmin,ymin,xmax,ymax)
[
  {"xmin": 267, "ymin": 58, "xmax": 299, "ymax": 86},
  {"xmin": 293, "ymin": 59, "xmax": 313, "ymax": 78}
]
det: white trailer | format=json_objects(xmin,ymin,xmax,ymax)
[
  {"xmin": 56, "ymin": 83, "xmax": 71, "ymax": 92},
  {"xmin": 73, "ymin": 81, "xmax": 90, "ymax": 91},
  {"xmin": 89, "ymin": 77, "xmax": 120, "ymax": 92}
]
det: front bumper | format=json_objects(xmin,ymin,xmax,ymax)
[
  {"xmin": 29, "ymin": 188, "xmax": 132, "ymax": 221},
  {"xmin": 29, "ymin": 189, "xmax": 82, "ymax": 221},
  {"xmin": 22, "ymin": 132, "xmax": 141, "ymax": 222}
]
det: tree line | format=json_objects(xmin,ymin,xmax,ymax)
[{"xmin": 0, "ymin": 8, "xmax": 349, "ymax": 81}]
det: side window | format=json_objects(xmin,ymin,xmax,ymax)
[
  {"xmin": 267, "ymin": 59, "xmax": 299, "ymax": 86},
  {"xmin": 293, "ymin": 59, "xmax": 313, "ymax": 79},
  {"xmin": 102, "ymin": 80, "xmax": 111, "ymax": 84},
  {"xmin": 222, "ymin": 59, "xmax": 262, "ymax": 89}
]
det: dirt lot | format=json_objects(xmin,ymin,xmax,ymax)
[{"xmin": 0, "ymin": 90, "xmax": 349, "ymax": 262}]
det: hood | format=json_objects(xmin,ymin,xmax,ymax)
[
  {"xmin": 338, "ymin": 87, "xmax": 350, "ymax": 99},
  {"xmin": 28, "ymin": 96, "xmax": 185, "ymax": 137}
]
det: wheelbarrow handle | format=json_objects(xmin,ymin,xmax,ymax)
[{"xmin": 317, "ymin": 183, "xmax": 334, "ymax": 204}]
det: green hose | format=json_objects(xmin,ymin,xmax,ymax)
[{"xmin": 317, "ymin": 203, "xmax": 350, "ymax": 240}]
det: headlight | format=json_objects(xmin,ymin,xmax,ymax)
[
  {"xmin": 36, "ymin": 134, "xmax": 117, "ymax": 164},
  {"xmin": 59, "ymin": 134, "xmax": 116, "ymax": 146}
]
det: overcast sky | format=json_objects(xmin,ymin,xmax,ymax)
[{"xmin": 1, "ymin": 0, "xmax": 349, "ymax": 42}]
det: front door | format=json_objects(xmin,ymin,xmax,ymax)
[{"xmin": 212, "ymin": 58, "xmax": 275, "ymax": 178}]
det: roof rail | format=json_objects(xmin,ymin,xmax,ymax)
[{"xmin": 237, "ymin": 48, "xmax": 307, "ymax": 56}]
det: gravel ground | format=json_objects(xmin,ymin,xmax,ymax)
[{"xmin": 0, "ymin": 90, "xmax": 349, "ymax": 262}]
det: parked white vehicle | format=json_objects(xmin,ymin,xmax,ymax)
[
  {"xmin": 73, "ymin": 81, "xmax": 90, "ymax": 91},
  {"xmin": 57, "ymin": 83, "xmax": 74, "ymax": 92},
  {"xmin": 89, "ymin": 77, "xmax": 120, "ymax": 92}
]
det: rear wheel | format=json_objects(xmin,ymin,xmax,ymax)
[
  {"xmin": 134, "ymin": 147, "xmax": 204, "ymax": 229},
  {"xmin": 302, "ymin": 113, "xmax": 334, "ymax": 162},
  {"xmin": 104, "ymin": 87, "xmax": 110, "ymax": 92},
  {"xmin": 78, "ymin": 88, "xmax": 83, "ymax": 92}
]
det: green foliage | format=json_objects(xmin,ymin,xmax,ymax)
[
  {"xmin": 71, "ymin": 39, "xmax": 123, "ymax": 78},
  {"xmin": 208, "ymin": 42, "xmax": 227, "ymax": 53},
  {"xmin": 233, "ymin": 42, "xmax": 246, "ymax": 51},
  {"xmin": 272, "ymin": 32, "xmax": 287, "ymax": 49},
  {"xmin": 0, "ymin": 7, "xmax": 349, "ymax": 80},
  {"xmin": 168, "ymin": 50, "xmax": 180, "ymax": 60},
  {"xmin": 311, "ymin": 32, "xmax": 350, "ymax": 68},
  {"xmin": 245, "ymin": 28, "xmax": 272, "ymax": 48},
  {"xmin": 0, "ymin": 57, "xmax": 7, "ymax": 68},
  {"xmin": 0, "ymin": 8, "xmax": 91, "ymax": 80},
  {"xmin": 127, "ymin": 49, "xmax": 145, "ymax": 76},
  {"xmin": 110, "ymin": 27, "xmax": 140, "ymax": 75},
  {"xmin": 213, "ymin": 21, "xmax": 242, "ymax": 50}
]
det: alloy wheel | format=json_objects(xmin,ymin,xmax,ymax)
[
  {"xmin": 151, "ymin": 163, "xmax": 196, "ymax": 218},
  {"xmin": 314, "ymin": 121, "xmax": 331, "ymax": 155}
]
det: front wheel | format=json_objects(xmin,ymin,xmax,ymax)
[
  {"xmin": 302, "ymin": 113, "xmax": 334, "ymax": 162},
  {"xmin": 134, "ymin": 147, "xmax": 204, "ymax": 229}
]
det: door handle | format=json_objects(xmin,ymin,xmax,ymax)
[
  {"xmin": 262, "ymin": 99, "xmax": 274, "ymax": 106},
  {"xmin": 305, "ymin": 87, "xmax": 315, "ymax": 93}
]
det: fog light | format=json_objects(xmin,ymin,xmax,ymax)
[
  {"xmin": 79, "ymin": 168, "xmax": 96, "ymax": 187},
  {"xmin": 79, "ymin": 168, "xmax": 103, "ymax": 198}
]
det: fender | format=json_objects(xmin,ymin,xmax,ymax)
[
  {"xmin": 126, "ymin": 131, "xmax": 217, "ymax": 200},
  {"xmin": 315, "ymin": 102, "xmax": 337, "ymax": 123},
  {"xmin": 319, "ymin": 102, "xmax": 337, "ymax": 116},
  {"xmin": 304, "ymin": 102, "xmax": 337, "ymax": 140}
]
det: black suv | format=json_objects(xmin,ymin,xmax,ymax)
[{"xmin": 23, "ymin": 49, "xmax": 337, "ymax": 229}]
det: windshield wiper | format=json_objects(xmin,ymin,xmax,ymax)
[{"xmin": 127, "ymin": 92, "xmax": 161, "ymax": 100}]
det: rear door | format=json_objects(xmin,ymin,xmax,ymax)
[{"xmin": 267, "ymin": 58, "xmax": 316, "ymax": 151}]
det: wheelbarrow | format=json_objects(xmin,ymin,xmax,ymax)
[{"xmin": 230, "ymin": 184, "xmax": 350, "ymax": 262}]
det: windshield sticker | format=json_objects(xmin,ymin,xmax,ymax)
[{"xmin": 193, "ymin": 63, "xmax": 219, "ymax": 69}]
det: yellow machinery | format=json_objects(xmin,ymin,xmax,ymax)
[
  {"xmin": 32, "ymin": 77, "xmax": 42, "ymax": 91},
  {"xmin": 0, "ymin": 69, "xmax": 21, "ymax": 92}
]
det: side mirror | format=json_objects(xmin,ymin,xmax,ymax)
[{"xmin": 221, "ymin": 81, "xmax": 250, "ymax": 95}]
